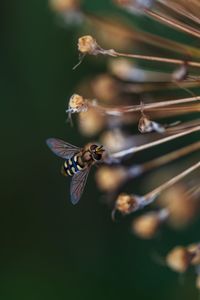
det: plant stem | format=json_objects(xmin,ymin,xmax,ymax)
[
  {"xmin": 141, "ymin": 142, "xmax": 200, "ymax": 173},
  {"xmin": 145, "ymin": 9, "xmax": 200, "ymax": 39},
  {"xmin": 114, "ymin": 50, "xmax": 200, "ymax": 68},
  {"xmin": 112, "ymin": 125, "xmax": 200, "ymax": 158},
  {"xmin": 94, "ymin": 96, "xmax": 200, "ymax": 115},
  {"xmin": 144, "ymin": 161, "xmax": 200, "ymax": 200}
]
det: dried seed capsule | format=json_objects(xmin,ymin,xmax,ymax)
[
  {"xmin": 113, "ymin": 193, "xmax": 154, "ymax": 216},
  {"xmin": 67, "ymin": 94, "xmax": 88, "ymax": 113},
  {"xmin": 114, "ymin": 193, "xmax": 140, "ymax": 215},
  {"xmin": 138, "ymin": 115, "xmax": 153, "ymax": 133},
  {"xmin": 159, "ymin": 184, "xmax": 198, "ymax": 228},
  {"xmin": 49, "ymin": 0, "xmax": 80, "ymax": 12},
  {"xmin": 78, "ymin": 35, "xmax": 99, "ymax": 55},
  {"xmin": 78, "ymin": 35, "xmax": 117, "ymax": 56},
  {"xmin": 132, "ymin": 209, "xmax": 169, "ymax": 239},
  {"xmin": 187, "ymin": 243, "xmax": 200, "ymax": 265},
  {"xmin": 95, "ymin": 166, "xmax": 127, "ymax": 192},
  {"xmin": 166, "ymin": 246, "xmax": 192, "ymax": 273},
  {"xmin": 91, "ymin": 74, "xmax": 119, "ymax": 102},
  {"xmin": 78, "ymin": 107, "xmax": 105, "ymax": 136},
  {"xmin": 138, "ymin": 114, "xmax": 165, "ymax": 133},
  {"xmin": 100, "ymin": 129, "xmax": 135, "ymax": 153}
]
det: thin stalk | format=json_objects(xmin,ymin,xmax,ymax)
[
  {"xmin": 140, "ymin": 142, "xmax": 200, "ymax": 173},
  {"xmin": 144, "ymin": 161, "xmax": 200, "ymax": 200},
  {"xmin": 158, "ymin": 0, "xmax": 200, "ymax": 25},
  {"xmin": 145, "ymin": 9, "xmax": 200, "ymax": 39},
  {"xmin": 93, "ymin": 96, "xmax": 200, "ymax": 115},
  {"xmin": 112, "ymin": 125, "xmax": 200, "ymax": 158},
  {"xmin": 87, "ymin": 14, "xmax": 200, "ymax": 58},
  {"xmin": 122, "ymin": 81, "xmax": 200, "ymax": 94},
  {"xmin": 114, "ymin": 50, "xmax": 200, "ymax": 68}
]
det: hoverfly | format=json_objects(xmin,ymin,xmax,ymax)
[{"xmin": 46, "ymin": 138, "xmax": 105, "ymax": 204}]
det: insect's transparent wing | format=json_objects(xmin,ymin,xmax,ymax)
[
  {"xmin": 70, "ymin": 167, "xmax": 91, "ymax": 205},
  {"xmin": 46, "ymin": 138, "xmax": 80, "ymax": 159}
]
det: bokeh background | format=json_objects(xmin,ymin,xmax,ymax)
[{"xmin": 1, "ymin": 1, "xmax": 200, "ymax": 299}]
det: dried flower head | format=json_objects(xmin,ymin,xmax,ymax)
[
  {"xmin": 132, "ymin": 209, "xmax": 169, "ymax": 239},
  {"xmin": 49, "ymin": 0, "xmax": 80, "ymax": 12},
  {"xmin": 95, "ymin": 166, "xmax": 127, "ymax": 192},
  {"xmin": 78, "ymin": 35, "xmax": 117, "ymax": 57},
  {"xmin": 78, "ymin": 107, "xmax": 105, "ymax": 136},
  {"xmin": 187, "ymin": 243, "xmax": 200, "ymax": 266},
  {"xmin": 166, "ymin": 246, "xmax": 192, "ymax": 273},
  {"xmin": 114, "ymin": 193, "xmax": 140, "ymax": 215},
  {"xmin": 138, "ymin": 114, "xmax": 165, "ymax": 133},
  {"xmin": 67, "ymin": 94, "xmax": 88, "ymax": 113},
  {"xmin": 159, "ymin": 184, "xmax": 199, "ymax": 228},
  {"xmin": 91, "ymin": 75, "xmax": 119, "ymax": 102}
]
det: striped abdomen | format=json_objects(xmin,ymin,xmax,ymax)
[{"xmin": 63, "ymin": 155, "xmax": 84, "ymax": 176}]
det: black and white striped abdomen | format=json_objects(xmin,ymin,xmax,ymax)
[{"xmin": 63, "ymin": 155, "xmax": 84, "ymax": 176}]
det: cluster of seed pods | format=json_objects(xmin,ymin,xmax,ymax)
[{"xmin": 50, "ymin": 0, "xmax": 200, "ymax": 290}]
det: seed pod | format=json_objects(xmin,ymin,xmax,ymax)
[
  {"xmin": 138, "ymin": 115, "xmax": 153, "ymax": 133},
  {"xmin": 132, "ymin": 209, "xmax": 169, "ymax": 239},
  {"xmin": 159, "ymin": 184, "xmax": 199, "ymax": 228},
  {"xmin": 78, "ymin": 35, "xmax": 100, "ymax": 55},
  {"xmin": 49, "ymin": 0, "xmax": 80, "ymax": 12},
  {"xmin": 95, "ymin": 166, "xmax": 127, "ymax": 192},
  {"xmin": 67, "ymin": 94, "xmax": 88, "ymax": 113},
  {"xmin": 114, "ymin": 193, "xmax": 140, "ymax": 215},
  {"xmin": 91, "ymin": 74, "xmax": 119, "ymax": 102},
  {"xmin": 166, "ymin": 246, "xmax": 192, "ymax": 273},
  {"xmin": 78, "ymin": 107, "xmax": 105, "ymax": 136},
  {"xmin": 187, "ymin": 243, "xmax": 200, "ymax": 265},
  {"xmin": 78, "ymin": 35, "xmax": 117, "ymax": 56}
]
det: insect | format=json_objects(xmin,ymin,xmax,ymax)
[{"xmin": 46, "ymin": 138, "xmax": 105, "ymax": 205}]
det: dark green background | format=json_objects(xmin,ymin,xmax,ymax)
[{"xmin": 1, "ymin": 1, "xmax": 200, "ymax": 299}]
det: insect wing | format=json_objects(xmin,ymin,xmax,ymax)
[
  {"xmin": 70, "ymin": 167, "xmax": 91, "ymax": 205},
  {"xmin": 46, "ymin": 138, "xmax": 80, "ymax": 159}
]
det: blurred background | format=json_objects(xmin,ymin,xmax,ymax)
[{"xmin": 1, "ymin": 0, "xmax": 200, "ymax": 299}]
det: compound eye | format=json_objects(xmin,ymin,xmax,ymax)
[
  {"xmin": 90, "ymin": 144, "xmax": 98, "ymax": 151},
  {"xmin": 93, "ymin": 153, "xmax": 102, "ymax": 161}
]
